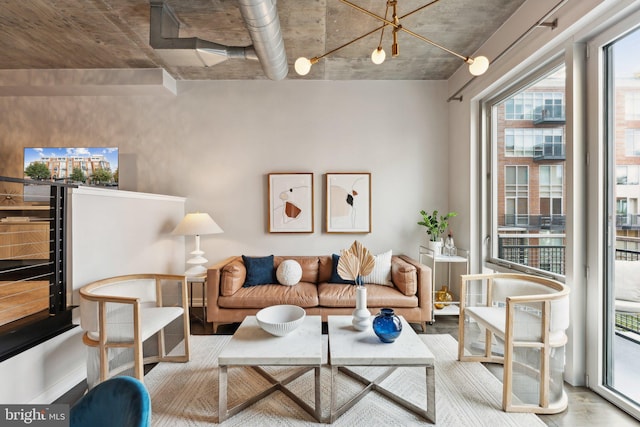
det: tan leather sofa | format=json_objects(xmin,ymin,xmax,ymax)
[{"xmin": 206, "ymin": 254, "xmax": 432, "ymax": 332}]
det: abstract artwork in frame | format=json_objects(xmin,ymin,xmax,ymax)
[
  {"xmin": 268, "ymin": 173, "xmax": 314, "ymax": 233},
  {"xmin": 326, "ymin": 172, "xmax": 371, "ymax": 233}
]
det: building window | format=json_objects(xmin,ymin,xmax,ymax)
[
  {"xmin": 540, "ymin": 165, "xmax": 563, "ymax": 217},
  {"xmin": 625, "ymin": 91, "xmax": 640, "ymax": 120},
  {"xmin": 504, "ymin": 92, "xmax": 564, "ymax": 120},
  {"xmin": 625, "ymin": 129, "xmax": 640, "ymax": 156},
  {"xmin": 505, "ymin": 165, "xmax": 529, "ymax": 226},
  {"xmin": 505, "ymin": 128, "xmax": 564, "ymax": 157},
  {"xmin": 616, "ymin": 165, "xmax": 640, "ymax": 185}
]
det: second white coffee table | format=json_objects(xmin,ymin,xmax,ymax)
[
  {"xmin": 217, "ymin": 315, "xmax": 323, "ymax": 423},
  {"xmin": 327, "ymin": 315, "xmax": 436, "ymax": 423}
]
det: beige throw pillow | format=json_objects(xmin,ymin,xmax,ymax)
[{"xmin": 361, "ymin": 250, "xmax": 392, "ymax": 286}]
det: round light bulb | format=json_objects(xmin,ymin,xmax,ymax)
[
  {"xmin": 294, "ymin": 57, "xmax": 312, "ymax": 76},
  {"xmin": 468, "ymin": 55, "xmax": 489, "ymax": 76},
  {"xmin": 371, "ymin": 47, "xmax": 386, "ymax": 65}
]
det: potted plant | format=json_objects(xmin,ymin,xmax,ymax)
[{"xmin": 418, "ymin": 210, "xmax": 457, "ymax": 254}]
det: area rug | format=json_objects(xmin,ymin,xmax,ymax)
[{"xmin": 145, "ymin": 334, "xmax": 546, "ymax": 426}]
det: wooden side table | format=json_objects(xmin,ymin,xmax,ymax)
[{"xmin": 187, "ymin": 275, "xmax": 207, "ymax": 325}]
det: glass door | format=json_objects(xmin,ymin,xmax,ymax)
[{"xmin": 605, "ymin": 26, "xmax": 640, "ymax": 405}]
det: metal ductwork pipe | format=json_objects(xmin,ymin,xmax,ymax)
[
  {"xmin": 149, "ymin": 1, "xmax": 288, "ymax": 80},
  {"xmin": 237, "ymin": 0, "xmax": 289, "ymax": 81}
]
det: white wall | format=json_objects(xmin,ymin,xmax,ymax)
[
  {"xmin": 0, "ymin": 79, "xmax": 449, "ymax": 260},
  {"xmin": 0, "ymin": 78, "xmax": 449, "ymax": 402}
]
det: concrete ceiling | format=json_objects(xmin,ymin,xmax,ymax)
[{"xmin": 0, "ymin": 0, "xmax": 527, "ymax": 81}]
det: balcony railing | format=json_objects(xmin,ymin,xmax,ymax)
[
  {"xmin": 501, "ymin": 214, "xmax": 566, "ymax": 231},
  {"xmin": 616, "ymin": 214, "xmax": 640, "ymax": 230},
  {"xmin": 533, "ymin": 143, "xmax": 565, "ymax": 161},
  {"xmin": 532, "ymin": 107, "xmax": 566, "ymax": 124},
  {"xmin": 498, "ymin": 240, "xmax": 566, "ymax": 275}
]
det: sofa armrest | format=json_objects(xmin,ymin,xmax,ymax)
[
  {"xmin": 398, "ymin": 255, "xmax": 432, "ymax": 321},
  {"xmin": 206, "ymin": 256, "xmax": 240, "ymax": 322}
]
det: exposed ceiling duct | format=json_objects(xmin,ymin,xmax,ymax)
[
  {"xmin": 149, "ymin": 0, "xmax": 288, "ymax": 81},
  {"xmin": 237, "ymin": 0, "xmax": 288, "ymax": 81}
]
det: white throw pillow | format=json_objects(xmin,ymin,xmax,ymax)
[
  {"xmin": 361, "ymin": 250, "xmax": 392, "ymax": 286},
  {"xmin": 276, "ymin": 259, "xmax": 302, "ymax": 286}
]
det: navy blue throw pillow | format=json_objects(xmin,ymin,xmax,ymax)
[
  {"xmin": 330, "ymin": 254, "xmax": 355, "ymax": 285},
  {"xmin": 242, "ymin": 255, "xmax": 276, "ymax": 287}
]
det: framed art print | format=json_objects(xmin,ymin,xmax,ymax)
[
  {"xmin": 268, "ymin": 173, "xmax": 314, "ymax": 233},
  {"xmin": 326, "ymin": 172, "xmax": 371, "ymax": 233}
]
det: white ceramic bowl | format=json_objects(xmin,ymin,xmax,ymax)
[{"xmin": 256, "ymin": 305, "xmax": 306, "ymax": 336}]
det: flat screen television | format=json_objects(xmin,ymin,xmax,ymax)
[{"xmin": 23, "ymin": 147, "xmax": 119, "ymax": 202}]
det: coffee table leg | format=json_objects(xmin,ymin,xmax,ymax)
[
  {"xmin": 218, "ymin": 365, "xmax": 228, "ymax": 423},
  {"xmin": 314, "ymin": 366, "xmax": 322, "ymax": 422},
  {"xmin": 425, "ymin": 365, "xmax": 436, "ymax": 424},
  {"xmin": 330, "ymin": 365, "xmax": 338, "ymax": 423}
]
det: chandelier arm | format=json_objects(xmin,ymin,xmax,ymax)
[
  {"xmin": 339, "ymin": 0, "xmax": 394, "ymax": 27},
  {"xmin": 315, "ymin": 23, "xmax": 389, "ymax": 61},
  {"xmin": 398, "ymin": 0, "xmax": 440, "ymax": 20},
  {"xmin": 376, "ymin": 3, "xmax": 392, "ymax": 48},
  {"xmin": 399, "ymin": 26, "xmax": 469, "ymax": 62},
  {"xmin": 338, "ymin": 0, "xmax": 470, "ymax": 62}
]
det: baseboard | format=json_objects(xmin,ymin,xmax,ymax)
[{"xmin": 30, "ymin": 365, "xmax": 86, "ymax": 404}]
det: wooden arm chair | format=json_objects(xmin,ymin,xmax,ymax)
[
  {"xmin": 79, "ymin": 274, "xmax": 190, "ymax": 387},
  {"xmin": 457, "ymin": 273, "xmax": 570, "ymax": 414}
]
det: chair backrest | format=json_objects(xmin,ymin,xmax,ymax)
[
  {"xmin": 70, "ymin": 376, "xmax": 151, "ymax": 427},
  {"xmin": 80, "ymin": 276, "xmax": 158, "ymax": 334},
  {"xmin": 492, "ymin": 275, "xmax": 570, "ymax": 333}
]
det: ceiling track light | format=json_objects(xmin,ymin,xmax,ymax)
[{"xmin": 295, "ymin": 0, "xmax": 490, "ymax": 77}]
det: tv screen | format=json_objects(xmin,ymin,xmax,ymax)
[{"xmin": 23, "ymin": 147, "xmax": 119, "ymax": 201}]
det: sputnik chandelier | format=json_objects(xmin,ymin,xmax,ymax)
[{"xmin": 294, "ymin": 0, "xmax": 490, "ymax": 77}]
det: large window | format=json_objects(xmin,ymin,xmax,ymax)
[{"xmin": 486, "ymin": 64, "xmax": 566, "ymax": 276}]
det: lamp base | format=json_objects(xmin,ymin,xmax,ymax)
[{"xmin": 185, "ymin": 265, "xmax": 207, "ymax": 277}]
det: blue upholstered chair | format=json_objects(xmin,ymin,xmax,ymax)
[{"xmin": 70, "ymin": 376, "xmax": 151, "ymax": 427}]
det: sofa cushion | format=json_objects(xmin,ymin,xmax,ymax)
[
  {"xmin": 329, "ymin": 254, "xmax": 355, "ymax": 284},
  {"xmin": 317, "ymin": 283, "xmax": 418, "ymax": 308},
  {"xmin": 274, "ymin": 256, "xmax": 320, "ymax": 283},
  {"xmin": 361, "ymin": 250, "xmax": 392, "ymax": 286},
  {"xmin": 391, "ymin": 256, "xmax": 418, "ymax": 296},
  {"xmin": 220, "ymin": 259, "xmax": 246, "ymax": 296},
  {"xmin": 276, "ymin": 260, "xmax": 302, "ymax": 286},
  {"xmin": 218, "ymin": 282, "xmax": 319, "ymax": 308},
  {"xmin": 318, "ymin": 256, "xmax": 333, "ymax": 283},
  {"xmin": 242, "ymin": 255, "xmax": 276, "ymax": 287}
]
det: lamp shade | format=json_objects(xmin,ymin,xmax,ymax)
[{"xmin": 172, "ymin": 212, "xmax": 223, "ymax": 236}]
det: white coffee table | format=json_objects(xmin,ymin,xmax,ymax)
[
  {"xmin": 217, "ymin": 315, "xmax": 323, "ymax": 423},
  {"xmin": 327, "ymin": 315, "xmax": 436, "ymax": 423}
]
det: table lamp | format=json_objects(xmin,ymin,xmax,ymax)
[{"xmin": 172, "ymin": 212, "xmax": 223, "ymax": 276}]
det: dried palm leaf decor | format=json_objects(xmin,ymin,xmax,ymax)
[{"xmin": 337, "ymin": 240, "xmax": 375, "ymax": 285}]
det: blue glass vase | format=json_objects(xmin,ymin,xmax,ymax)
[{"xmin": 372, "ymin": 308, "xmax": 402, "ymax": 343}]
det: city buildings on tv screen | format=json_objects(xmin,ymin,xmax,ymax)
[{"xmin": 24, "ymin": 147, "xmax": 119, "ymax": 187}]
